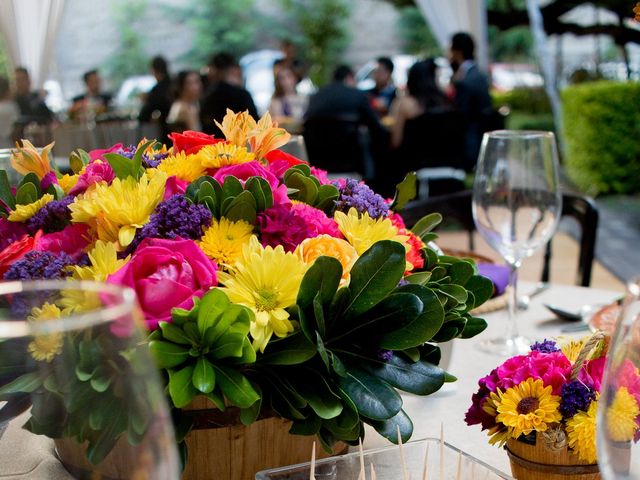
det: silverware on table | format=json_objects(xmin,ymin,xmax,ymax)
[{"xmin": 517, "ymin": 282, "xmax": 549, "ymax": 310}]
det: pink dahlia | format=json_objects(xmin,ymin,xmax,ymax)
[
  {"xmin": 290, "ymin": 203, "xmax": 341, "ymax": 238},
  {"xmin": 257, "ymin": 204, "xmax": 313, "ymax": 252},
  {"xmin": 69, "ymin": 160, "xmax": 116, "ymax": 195}
]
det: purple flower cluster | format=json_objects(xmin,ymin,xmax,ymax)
[
  {"xmin": 376, "ymin": 349, "xmax": 394, "ymax": 362},
  {"xmin": 116, "ymin": 145, "xmax": 137, "ymax": 159},
  {"xmin": 530, "ymin": 339, "xmax": 560, "ymax": 354},
  {"xmin": 334, "ymin": 178, "xmax": 389, "ymax": 219},
  {"xmin": 4, "ymin": 251, "xmax": 74, "ymax": 280},
  {"xmin": 559, "ymin": 379, "xmax": 596, "ymax": 418},
  {"xmin": 26, "ymin": 196, "xmax": 74, "ymax": 235},
  {"xmin": 143, "ymin": 151, "xmax": 168, "ymax": 169},
  {"xmin": 129, "ymin": 195, "xmax": 212, "ymax": 251}
]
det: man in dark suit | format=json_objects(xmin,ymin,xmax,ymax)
[
  {"xmin": 200, "ymin": 53, "xmax": 258, "ymax": 137},
  {"xmin": 69, "ymin": 70, "xmax": 112, "ymax": 120},
  {"xmin": 449, "ymin": 32, "xmax": 492, "ymax": 171},
  {"xmin": 366, "ymin": 56, "xmax": 396, "ymax": 117},
  {"xmin": 139, "ymin": 56, "xmax": 173, "ymax": 141},
  {"xmin": 14, "ymin": 67, "xmax": 54, "ymax": 125}
]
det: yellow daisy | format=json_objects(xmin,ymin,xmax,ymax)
[
  {"xmin": 199, "ymin": 218, "xmax": 254, "ymax": 269},
  {"xmin": 495, "ymin": 378, "xmax": 562, "ymax": 438},
  {"xmin": 566, "ymin": 399, "xmax": 597, "ymax": 463},
  {"xmin": 218, "ymin": 236, "xmax": 308, "ymax": 352},
  {"xmin": 69, "ymin": 171, "xmax": 166, "ymax": 248},
  {"xmin": 606, "ymin": 386, "xmax": 639, "ymax": 442},
  {"xmin": 199, "ymin": 142, "xmax": 255, "ymax": 169},
  {"xmin": 151, "ymin": 151, "xmax": 206, "ymax": 182},
  {"xmin": 27, "ymin": 302, "xmax": 63, "ymax": 363},
  {"xmin": 8, "ymin": 194, "xmax": 54, "ymax": 222},
  {"xmin": 69, "ymin": 240, "xmax": 130, "ymax": 281}
]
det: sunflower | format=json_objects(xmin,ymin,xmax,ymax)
[
  {"xmin": 566, "ymin": 399, "xmax": 597, "ymax": 463},
  {"xmin": 8, "ymin": 194, "xmax": 54, "ymax": 222},
  {"xmin": 198, "ymin": 218, "xmax": 254, "ymax": 269},
  {"xmin": 606, "ymin": 386, "xmax": 639, "ymax": 442},
  {"xmin": 199, "ymin": 142, "xmax": 255, "ymax": 169},
  {"xmin": 69, "ymin": 171, "xmax": 166, "ymax": 248},
  {"xmin": 27, "ymin": 302, "xmax": 63, "ymax": 363},
  {"xmin": 152, "ymin": 151, "xmax": 206, "ymax": 182},
  {"xmin": 69, "ymin": 240, "xmax": 130, "ymax": 281},
  {"xmin": 218, "ymin": 236, "xmax": 308, "ymax": 352},
  {"xmin": 495, "ymin": 378, "xmax": 562, "ymax": 438}
]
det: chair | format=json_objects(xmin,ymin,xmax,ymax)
[{"xmin": 401, "ymin": 190, "xmax": 599, "ymax": 287}]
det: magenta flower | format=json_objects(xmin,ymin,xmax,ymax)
[
  {"xmin": 88, "ymin": 143, "xmax": 123, "ymax": 162},
  {"xmin": 0, "ymin": 217, "xmax": 28, "ymax": 251},
  {"xmin": 163, "ymin": 176, "xmax": 188, "ymax": 200},
  {"xmin": 69, "ymin": 160, "xmax": 116, "ymax": 195},
  {"xmin": 40, "ymin": 171, "xmax": 59, "ymax": 191},
  {"xmin": 578, "ymin": 356, "xmax": 606, "ymax": 392},
  {"xmin": 37, "ymin": 224, "xmax": 90, "ymax": 261},
  {"xmin": 290, "ymin": 203, "xmax": 342, "ymax": 238},
  {"xmin": 310, "ymin": 167, "xmax": 331, "ymax": 185},
  {"xmin": 214, "ymin": 160, "xmax": 290, "ymax": 205},
  {"xmin": 257, "ymin": 204, "xmax": 313, "ymax": 252}
]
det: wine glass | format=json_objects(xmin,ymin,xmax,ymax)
[
  {"xmin": 597, "ymin": 277, "xmax": 640, "ymax": 479},
  {"xmin": 472, "ymin": 130, "xmax": 561, "ymax": 356},
  {"xmin": 0, "ymin": 280, "xmax": 180, "ymax": 479}
]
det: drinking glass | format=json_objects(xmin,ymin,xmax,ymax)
[
  {"xmin": 597, "ymin": 277, "xmax": 640, "ymax": 479},
  {"xmin": 472, "ymin": 130, "xmax": 561, "ymax": 356},
  {"xmin": 0, "ymin": 280, "xmax": 180, "ymax": 479},
  {"xmin": 280, "ymin": 134, "xmax": 309, "ymax": 162}
]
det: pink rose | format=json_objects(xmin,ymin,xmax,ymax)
[
  {"xmin": 38, "ymin": 224, "xmax": 90, "ymax": 261},
  {"xmin": 107, "ymin": 238, "xmax": 217, "ymax": 329},
  {"xmin": 213, "ymin": 160, "xmax": 290, "ymax": 205},
  {"xmin": 163, "ymin": 176, "xmax": 188, "ymax": 200},
  {"xmin": 89, "ymin": 143, "xmax": 123, "ymax": 162},
  {"xmin": 69, "ymin": 160, "xmax": 116, "ymax": 195}
]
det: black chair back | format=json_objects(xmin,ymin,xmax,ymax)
[{"xmin": 303, "ymin": 116, "xmax": 367, "ymax": 174}]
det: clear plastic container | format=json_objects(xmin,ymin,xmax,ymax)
[{"xmin": 255, "ymin": 437, "xmax": 513, "ymax": 479}]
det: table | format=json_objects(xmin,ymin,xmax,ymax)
[{"xmin": 0, "ymin": 283, "xmax": 621, "ymax": 478}]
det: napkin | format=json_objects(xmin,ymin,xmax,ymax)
[{"xmin": 477, "ymin": 263, "xmax": 509, "ymax": 296}]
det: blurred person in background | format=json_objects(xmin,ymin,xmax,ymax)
[
  {"xmin": 167, "ymin": 70, "xmax": 202, "ymax": 132},
  {"xmin": 139, "ymin": 55, "xmax": 173, "ymax": 139},
  {"xmin": 268, "ymin": 65, "xmax": 307, "ymax": 124},
  {"xmin": 278, "ymin": 39, "xmax": 306, "ymax": 83},
  {"xmin": 69, "ymin": 69, "xmax": 112, "ymax": 121},
  {"xmin": 367, "ymin": 57, "xmax": 396, "ymax": 117},
  {"xmin": 200, "ymin": 52, "xmax": 258, "ymax": 136},
  {"xmin": 14, "ymin": 67, "xmax": 54, "ymax": 125},
  {"xmin": 0, "ymin": 77, "xmax": 19, "ymax": 147},
  {"xmin": 448, "ymin": 32, "xmax": 491, "ymax": 170}
]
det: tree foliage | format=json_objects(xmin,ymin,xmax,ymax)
[
  {"xmin": 396, "ymin": 6, "xmax": 441, "ymax": 57},
  {"xmin": 0, "ymin": 36, "xmax": 10, "ymax": 78}
]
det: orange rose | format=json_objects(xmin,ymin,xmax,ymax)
[{"xmin": 296, "ymin": 235, "xmax": 358, "ymax": 284}]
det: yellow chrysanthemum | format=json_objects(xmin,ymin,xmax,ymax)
[
  {"xmin": 8, "ymin": 194, "xmax": 54, "ymax": 222},
  {"xmin": 218, "ymin": 236, "xmax": 308, "ymax": 352},
  {"xmin": 69, "ymin": 172, "xmax": 166, "ymax": 248},
  {"xmin": 69, "ymin": 240, "xmax": 130, "ymax": 281},
  {"xmin": 566, "ymin": 399, "xmax": 597, "ymax": 463},
  {"xmin": 606, "ymin": 386, "xmax": 640, "ymax": 441},
  {"xmin": 295, "ymin": 235, "xmax": 358, "ymax": 284},
  {"xmin": 11, "ymin": 139, "xmax": 54, "ymax": 179},
  {"xmin": 199, "ymin": 142, "xmax": 255, "ymax": 169},
  {"xmin": 27, "ymin": 303, "xmax": 63, "ymax": 363},
  {"xmin": 151, "ymin": 151, "xmax": 206, "ymax": 182},
  {"xmin": 561, "ymin": 339, "xmax": 586, "ymax": 363},
  {"xmin": 495, "ymin": 378, "xmax": 562, "ymax": 438},
  {"xmin": 58, "ymin": 173, "xmax": 79, "ymax": 194},
  {"xmin": 198, "ymin": 218, "xmax": 254, "ymax": 269},
  {"xmin": 334, "ymin": 208, "xmax": 411, "ymax": 266}
]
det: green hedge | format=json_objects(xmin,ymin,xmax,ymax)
[
  {"xmin": 492, "ymin": 87, "xmax": 552, "ymax": 114},
  {"xmin": 562, "ymin": 81, "xmax": 640, "ymax": 195}
]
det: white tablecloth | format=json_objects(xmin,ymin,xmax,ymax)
[{"xmin": 0, "ymin": 283, "xmax": 622, "ymax": 478}]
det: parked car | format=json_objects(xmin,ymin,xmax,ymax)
[
  {"xmin": 356, "ymin": 55, "xmax": 452, "ymax": 92},
  {"xmin": 489, "ymin": 63, "xmax": 544, "ymax": 91},
  {"xmin": 113, "ymin": 75, "xmax": 156, "ymax": 117}
]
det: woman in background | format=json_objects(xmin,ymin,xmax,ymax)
[
  {"xmin": 268, "ymin": 65, "xmax": 307, "ymax": 124},
  {"xmin": 167, "ymin": 70, "xmax": 202, "ymax": 132}
]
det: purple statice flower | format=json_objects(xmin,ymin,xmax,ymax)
[
  {"xmin": 530, "ymin": 339, "xmax": 560, "ymax": 354},
  {"xmin": 377, "ymin": 349, "xmax": 394, "ymax": 362},
  {"xmin": 142, "ymin": 151, "xmax": 168, "ymax": 169},
  {"xmin": 116, "ymin": 145, "xmax": 137, "ymax": 160},
  {"xmin": 129, "ymin": 194, "xmax": 212, "ymax": 251},
  {"xmin": 334, "ymin": 178, "xmax": 389, "ymax": 219},
  {"xmin": 4, "ymin": 251, "xmax": 74, "ymax": 280},
  {"xmin": 26, "ymin": 196, "xmax": 74, "ymax": 235},
  {"xmin": 559, "ymin": 379, "xmax": 596, "ymax": 419}
]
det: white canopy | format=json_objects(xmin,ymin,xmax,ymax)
[
  {"xmin": 0, "ymin": 0, "xmax": 66, "ymax": 88},
  {"xmin": 414, "ymin": 0, "xmax": 489, "ymax": 70}
]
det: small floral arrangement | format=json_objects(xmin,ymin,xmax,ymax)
[
  {"xmin": 0, "ymin": 110, "xmax": 494, "ymax": 463},
  {"xmin": 465, "ymin": 334, "xmax": 640, "ymax": 464}
]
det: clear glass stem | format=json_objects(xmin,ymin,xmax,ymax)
[{"xmin": 505, "ymin": 262, "xmax": 520, "ymax": 342}]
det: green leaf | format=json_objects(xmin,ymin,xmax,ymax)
[
  {"xmin": 411, "ymin": 213, "xmax": 443, "ymax": 239},
  {"xmin": 0, "ymin": 373, "xmax": 42, "ymax": 395},
  {"xmin": 132, "ymin": 139, "xmax": 155, "ymax": 178},
  {"xmin": 192, "ymin": 357, "xmax": 215, "ymax": 393},
  {"xmin": 290, "ymin": 370, "xmax": 343, "ymax": 420},
  {"xmin": 390, "ymin": 171, "xmax": 417, "ymax": 211},
  {"xmin": 286, "ymin": 172, "xmax": 318, "ymax": 204},
  {"xmin": 212, "ymin": 365, "xmax": 260, "ymax": 408},
  {"xmin": 16, "ymin": 182, "xmax": 38, "ymax": 205},
  {"xmin": 19, "ymin": 173, "xmax": 41, "ymax": 196},
  {"xmin": 256, "ymin": 331, "xmax": 316, "ymax": 365},
  {"xmin": 343, "ymin": 241, "xmax": 406, "ymax": 319},
  {"xmin": 338, "ymin": 368, "xmax": 402, "ymax": 420},
  {"xmin": 404, "ymin": 271, "xmax": 432, "ymax": 285},
  {"xmin": 289, "ymin": 416, "xmax": 322, "ymax": 436},
  {"xmin": 459, "ymin": 316, "xmax": 488, "ymax": 339},
  {"xmin": 323, "ymin": 400, "xmax": 361, "ymax": 441},
  {"xmin": 437, "ymin": 284, "xmax": 468, "ymax": 305},
  {"xmin": 197, "ymin": 289, "xmax": 230, "ymax": 338},
  {"xmin": 222, "ymin": 190, "xmax": 257, "ymax": 223},
  {"xmin": 0, "ymin": 170, "xmax": 16, "ymax": 209},
  {"xmin": 297, "ymin": 256, "xmax": 342, "ymax": 312},
  {"xmin": 358, "ymin": 354, "xmax": 445, "ymax": 395},
  {"xmin": 465, "ymin": 275, "xmax": 495, "ymax": 309},
  {"xmin": 168, "ymin": 365, "xmax": 198, "ymax": 408},
  {"xmin": 69, "ymin": 150, "xmax": 88, "ymax": 174},
  {"xmin": 149, "ymin": 341, "xmax": 190, "ymax": 369},
  {"xmin": 448, "ymin": 261, "xmax": 475, "ymax": 286},
  {"xmin": 239, "ymin": 384, "xmax": 262, "ymax": 425},
  {"xmin": 86, "ymin": 409, "xmax": 127, "ymax": 464},
  {"xmin": 210, "ymin": 332, "xmax": 246, "ymax": 359},
  {"xmin": 222, "ymin": 175, "xmax": 244, "ymax": 198},
  {"xmin": 368, "ymin": 408, "xmax": 413, "ymax": 444},
  {"xmin": 158, "ymin": 322, "xmax": 192, "ymax": 345},
  {"xmin": 104, "ymin": 153, "xmax": 135, "ymax": 180}
]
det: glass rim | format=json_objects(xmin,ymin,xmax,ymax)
[
  {"xmin": 484, "ymin": 129, "xmax": 555, "ymax": 140},
  {"xmin": 0, "ymin": 280, "xmax": 137, "ymax": 338}
]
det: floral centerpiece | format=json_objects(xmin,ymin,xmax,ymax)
[
  {"xmin": 0, "ymin": 110, "xmax": 494, "ymax": 473},
  {"xmin": 466, "ymin": 333, "xmax": 640, "ymax": 478}
]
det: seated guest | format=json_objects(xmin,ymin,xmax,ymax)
[
  {"xmin": 0, "ymin": 77, "xmax": 19, "ymax": 147},
  {"xmin": 389, "ymin": 58, "xmax": 450, "ymax": 149},
  {"xmin": 139, "ymin": 56, "xmax": 173, "ymax": 136},
  {"xmin": 200, "ymin": 53, "xmax": 258, "ymax": 136},
  {"xmin": 167, "ymin": 70, "xmax": 203, "ymax": 132},
  {"xmin": 69, "ymin": 69, "xmax": 112, "ymax": 121},
  {"xmin": 367, "ymin": 57, "xmax": 396, "ymax": 117},
  {"xmin": 14, "ymin": 67, "xmax": 54, "ymax": 125},
  {"xmin": 268, "ymin": 65, "xmax": 307, "ymax": 124}
]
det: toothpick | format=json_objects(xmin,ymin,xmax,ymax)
[
  {"xmin": 439, "ymin": 423, "xmax": 444, "ymax": 480},
  {"xmin": 370, "ymin": 464, "xmax": 378, "ymax": 480},
  {"xmin": 397, "ymin": 425, "xmax": 410, "ymax": 480},
  {"xmin": 310, "ymin": 441, "xmax": 316, "ymax": 480},
  {"xmin": 357, "ymin": 438, "xmax": 366, "ymax": 480},
  {"xmin": 421, "ymin": 444, "xmax": 430, "ymax": 480},
  {"xmin": 455, "ymin": 451, "xmax": 462, "ymax": 480},
  {"xmin": 470, "ymin": 459, "xmax": 475, "ymax": 479}
]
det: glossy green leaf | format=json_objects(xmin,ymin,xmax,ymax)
[
  {"xmin": 459, "ymin": 316, "xmax": 488, "ymax": 339},
  {"xmin": 297, "ymin": 256, "xmax": 342, "ymax": 312},
  {"xmin": 403, "ymin": 271, "xmax": 432, "ymax": 285},
  {"xmin": 289, "ymin": 416, "xmax": 322, "ymax": 436},
  {"xmin": 210, "ymin": 332, "xmax": 246, "ymax": 359},
  {"xmin": 290, "ymin": 370, "xmax": 343, "ymax": 420},
  {"xmin": 19, "ymin": 173, "xmax": 41, "ymax": 195},
  {"xmin": 448, "ymin": 261, "xmax": 475, "ymax": 285},
  {"xmin": 390, "ymin": 171, "xmax": 417, "ymax": 211},
  {"xmin": 104, "ymin": 153, "xmax": 135, "ymax": 180},
  {"xmin": 437, "ymin": 284, "xmax": 468, "ymax": 305},
  {"xmin": 86, "ymin": 409, "xmax": 127, "ymax": 464},
  {"xmin": 223, "ymin": 190, "xmax": 257, "ymax": 223},
  {"xmin": 222, "ymin": 175, "xmax": 244, "ymax": 198},
  {"xmin": 149, "ymin": 341, "xmax": 190, "ymax": 369},
  {"xmin": 192, "ymin": 357, "xmax": 215, "ymax": 393},
  {"xmin": 69, "ymin": 150, "xmax": 87, "ymax": 174},
  {"xmin": 368, "ymin": 408, "xmax": 413, "ymax": 444},
  {"xmin": 338, "ymin": 368, "xmax": 402, "ymax": 421},
  {"xmin": 197, "ymin": 289, "xmax": 230, "ymax": 337},
  {"xmin": 239, "ymin": 384, "xmax": 262, "ymax": 425},
  {"xmin": 16, "ymin": 182, "xmax": 38, "ymax": 205},
  {"xmin": 168, "ymin": 365, "xmax": 197, "ymax": 408},
  {"xmin": 358, "ymin": 354, "xmax": 445, "ymax": 395},
  {"xmin": 213, "ymin": 365, "xmax": 260, "ymax": 408},
  {"xmin": 256, "ymin": 331, "xmax": 316, "ymax": 365},
  {"xmin": 0, "ymin": 170, "xmax": 16, "ymax": 209},
  {"xmin": 158, "ymin": 322, "xmax": 192, "ymax": 345},
  {"xmin": 131, "ymin": 139, "xmax": 156, "ymax": 178},
  {"xmin": 465, "ymin": 275, "xmax": 495, "ymax": 309},
  {"xmin": 411, "ymin": 213, "xmax": 443, "ymax": 239},
  {"xmin": 0, "ymin": 373, "xmax": 42, "ymax": 395}
]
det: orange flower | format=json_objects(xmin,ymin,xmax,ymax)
[
  {"xmin": 249, "ymin": 112, "xmax": 290, "ymax": 160},
  {"xmin": 11, "ymin": 140, "xmax": 54, "ymax": 179},
  {"xmin": 296, "ymin": 235, "xmax": 358, "ymax": 284},
  {"xmin": 635, "ymin": 2, "xmax": 640, "ymax": 21},
  {"xmin": 215, "ymin": 109, "xmax": 256, "ymax": 147}
]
